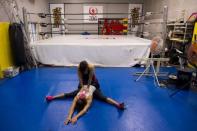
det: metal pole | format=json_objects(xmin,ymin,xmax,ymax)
[
  {"xmin": 63, "ymin": 2, "xmax": 134, "ymax": 4},
  {"xmin": 162, "ymin": 6, "xmax": 168, "ymax": 56},
  {"xmin": 22, "ymin": 7, "xmax": 38, "ymax": 68},
  {"xmin": 22, "ymin": 7, "xmax": 30, "ymax": 41}
]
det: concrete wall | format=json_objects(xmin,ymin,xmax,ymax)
[
  {"xmin": 167, "ymin": 0, "xmax": 197, "ymax": 21},
  {"xmin": 0, "ymin": 0, "xmax": 49, "ymax": 22},
  {"xmin": 49, "ymin": 0, "xmax": 144, "ymax": 34},
  {"xmin": 49, "ymin": 0, "xmax": 144, "ymax": 4},
  {"xmin": 0, "ymin": 0, "xmax": 145, "ymax": 37},
  {"xmin": 143, "ymin": 0, "xmax": 197, "ymax": 39},
  {"xmin": 144, "ymin": 0, "xmax": 197, "ymax": 21},
  {"xmin": 0, "ymin": 0, "xmax": 50, "ymax": 38},
  {"xmin": 64, "ymin": 3, "xmax": 130, "ymax": 33}
]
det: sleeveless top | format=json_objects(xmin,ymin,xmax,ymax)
[
  {"xmin": 80, "ymin": 69, "xmax": 100, "ymax": 89},
  {"xmin": 77, "ymin": 85, "xmax": 96, "ymax": 98}
]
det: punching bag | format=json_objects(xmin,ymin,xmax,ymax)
[{"xmin": 9, "ymin": 23, "xmax": 26, "ymax": 67}]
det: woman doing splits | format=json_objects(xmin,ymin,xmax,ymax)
[{"xmin": 46, "ymin": 60, "xmax": 125, "ymax": 124}]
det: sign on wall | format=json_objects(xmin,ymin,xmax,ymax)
[
  {"xmin": 98, "ymin": 18, "xmax": 128, "ymax": 35},
  {"xmin": 50, "ymin": 4, "xmax": 65, "ymax": 36},
  {"xmin": 83, "ymin": 6, "xmax": 103, "ymax": 23},
  {"xmin": 128, "ymin": 4, "xmax": 142, "ymax": 35}
]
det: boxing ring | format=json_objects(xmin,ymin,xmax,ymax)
[{"xmin": 31, "ymin": 35, "xmax": 151, "ymax": 67}]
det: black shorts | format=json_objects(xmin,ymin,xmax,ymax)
[
  {"xmin": 64, "ymin": 89, "xmax": 79, "ymax": 98},
  {"xmin": 93, "ymin": 88, "xmax": 107, "ymax": 102}
]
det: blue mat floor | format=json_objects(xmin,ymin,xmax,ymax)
[{"xmin": 0, "ymin": 67, "xmax": 197, "ymax": 131}]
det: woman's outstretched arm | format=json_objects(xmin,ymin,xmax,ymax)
[
  {"xmin": 64, "ymin": 97, "xmax": 78, "ymax": 125},
  {"xmin": 78, "ymin": 67, "xmax": 84, "ymax": 87},
  {"xmin": 71, "ymin": 97, "xmax": 93, "ymax": 124},
  {"xmin": 87, "ymin": 65, "xmax": 94, "ymax": 88}
]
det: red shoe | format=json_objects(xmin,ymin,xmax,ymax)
[
  {"xmin": 46, "ymin": 96, "xmax": 54, "ymax": 102},
  {"xmin": 118, "ymin": 102, "xmax": 125, "ymax": 110}
]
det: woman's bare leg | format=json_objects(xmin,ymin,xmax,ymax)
[
  {"xmin": 106, "ymin": 97, "xmax": 125, "ymax": 109},
  {"xmin": 46, "ymin": 90, "xmax": 79, "ymax": 101},
  {"xmin": 106, "ymin": 98, "xmax": 120, "ymax": 107},
  {"xmin": 93, "ymin": 88, "xmax": 125, "ymax": 109},
  {"xmin": 53, "ymin": 93, "xmax": 65, "ymax": 99}
]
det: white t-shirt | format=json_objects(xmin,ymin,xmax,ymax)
[{"xmin": 77, "ymin": 85, "xmax": 96, "ymax": 98}]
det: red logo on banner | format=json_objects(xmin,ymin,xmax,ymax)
[
  {"xmin": 89, "ymin": 7, "xmax": 98, "ymax": 15},
  {"xmin": 101, "ymin": 20, "xmax": 127, "ymax": 35}
]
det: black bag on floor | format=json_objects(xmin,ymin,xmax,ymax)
[
  {"xmin": 9, "ymin": 23, "xmax": 26, "ymax": 66},
  {"xmin": 176, "ymin": 68, "xmax": 193, "ymax": 89}
]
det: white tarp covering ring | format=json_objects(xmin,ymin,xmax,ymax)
[{"xmin": 31, "ymin": 35, "xmax": 151, "ymax": 67}]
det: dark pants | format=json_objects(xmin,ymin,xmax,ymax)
[{"xmin": 64, "ymin": 87, "xmax": 107, "ymax": 102}]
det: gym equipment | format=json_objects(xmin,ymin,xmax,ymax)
[
  {"xmin": 135, "ymin": 36, "xmax": 169, "ymax": 87},
  {"xmin": 25, "ymin": 6, "xmax": 168, "ymax": 41},
  {"xmin": 170, "ymin": 36, "xmax": 197, "ymax": 97},
  {"xmin": 130, "ymin": 6, "xmax": 168, "ymax": 40},
  {"xmin": 1, "ymin": 1, "xmax": 37, "ymax": 69}
]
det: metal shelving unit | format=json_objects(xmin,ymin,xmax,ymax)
[{"xmin": 167, "ymin": 22, "xmax": 194, "ymax": 52}]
